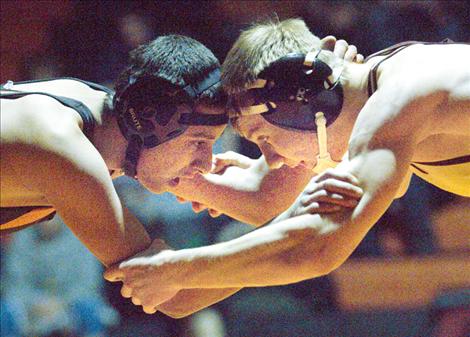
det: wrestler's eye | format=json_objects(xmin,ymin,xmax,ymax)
[{"xmin": 192, "ymin": 140, "xmax": 208, "ymax": 148}]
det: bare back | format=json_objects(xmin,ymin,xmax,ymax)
[
  {"xmin": 352, "ymin": 43, "xmax": 470, "ymax": 196},
  {"xmin": 1, "ymin": 79, "xmax": 108, "ymax": 207}
]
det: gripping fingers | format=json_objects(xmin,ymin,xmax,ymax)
[
  {"xmin": 211, "ymin": 151, "xmax": 251, "ymax": 173},
  {"xmin": 355, "ymin": 53, "xmax": 365, "ymax": 63},
  {"xmin": 302, "ymin": 190, "xmax": 359, "ymax": 208},
  {"xmin": 191, "ymin": 202, "xmax": 207, "ymax": 213},
  {"xmin": 320, "ymin": 35, "xmax": 337, "ymax": 51},
  {"xmin": 333, "ymin": 39, "xmax": 348, "ymax": 59},
  {"xmin": 296, "ymin": 202, "xmax": 342, "ymax": 216},
  {"xmin": 344, "ymin": 45, "xmax": 358, "ymax": 62},
  {"xmin": 132, "ymin": 296, "xmax": 142, "ymax": 305},
  {"xmin": 318, "ymin": 179, "xmax": 363, "ymax": 198},
  {"xmin": 143, "ymin": 305, "xmax": 158, "ymax": 314},
  {"xmin": 315, "ymin": 169, "xmax": 359, "ymax": 185},
  {"xmin": 121, "ymin": 284, "xmax": 133, "ymax": 298}
]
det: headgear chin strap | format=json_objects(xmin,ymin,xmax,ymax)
[
  {"xmin": 312, "ymin": 111, "xmax": 339, "ymax": 174},
  {"xmin": 114, "ymin": 67, "xmax": 228, "ymax": 177},
  {"xmin": 230, "ymin": 50, "xmax": 343, "ymax": 173}
]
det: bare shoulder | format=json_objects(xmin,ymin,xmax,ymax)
[
  {"xmin": 355, "ymin": 44, "xmax": 470, "ymax": 147},
  {"xmin": 1, "ymin": 94, "xmax": 83, "ymax": 146},
  {"xmin": 376, "ymin": 44, "xmax": 470, "ymax": 135},
  {"xmin": 379, "ymin": 44, "xmax": 470, "ymax": 97},
  {"xmin": 1, "ymin": 93, "xmax": 100, "ymax": 183}
]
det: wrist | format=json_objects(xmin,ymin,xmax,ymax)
[{"xmin": 172, "ymin": 245, "xmax": 222, "ymax": 288}]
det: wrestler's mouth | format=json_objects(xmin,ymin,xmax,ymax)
[
  {"xmin": 299, "ymin": 160, "xmax": 315, "ymax": 169},
  {"xmin": 169, "ymin": 177, "xmax": 180, "ymax": 187}
]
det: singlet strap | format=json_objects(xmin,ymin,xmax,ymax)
[
  {"xmin": 366, "ymin": 39, "xmax": 463, "ymax": 97},
  {"xmin": 0, "ymin": 77, "xmax": 114, "ymax": 139},
  {"xmin": 367, "ymin": 43, "xmax": 416, "ymax": 97},
  {"xmin": 1, "ymin": 77, "xmax": 114, "ymax": 95},
  {"xmin": 413, "ymin": 155, "xmax": 470, "ymax": 167},
  {"xmin": 0, "ymin": 90, "xmax": 96, "ymax": 138}
]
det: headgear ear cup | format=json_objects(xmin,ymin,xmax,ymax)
[
  {"xmin": 231, "ymin": 50, "xmax": 344, "ymax": 174},
  {"xmin": 114, "ymin": 68, "xmax": 227, "ymax": 178},
  {"xmin": 235, "ymin": 50, "xmax": 343, "ymax": 132}
]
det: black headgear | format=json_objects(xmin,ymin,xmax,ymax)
[
  {"xmin": 114, "ymin": 67, "xmax": 228, "ymax": 177},
  {"xmin": 229, "ymin": 50, "xmax": 343, "ymax": 132}
]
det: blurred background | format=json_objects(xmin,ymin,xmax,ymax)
[{"xmin": 1, "ymin": 1, "xmax": 469, "ymax": 336}]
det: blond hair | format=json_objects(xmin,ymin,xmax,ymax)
[{"xmin": 222, "ymin": 18, "xmax": 325, "ymax": 95}]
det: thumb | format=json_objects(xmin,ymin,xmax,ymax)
[
  {"xmin": 320, "ymin": 35, "xmax": 337, "ymax": 51},
  {"xmin": 104, "ymin": 265, "xmax": 123, "ymax": 282}
]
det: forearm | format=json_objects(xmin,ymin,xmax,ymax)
[
  {"xmin": 170, "ymin": 164, "xmax": 313, "ymax": 225},
  {"xmin": 65, "ymin": 206, "xmax": 151, "ymax": 267},
  {"xmin": 158, "ymin": 214, "xmax": 336, "ymax": 289},
  {"xmin": 157, "ymin": 288, "xmax": 240, "ymax": 318}
]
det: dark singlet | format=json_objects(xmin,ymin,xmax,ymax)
[
  {"xmin": 366, "ymin": 40, "xmax": 470, "ymax": 196},
  {"xmin": 0, "ymin": 77, "xmax": 115, "ymax": 232}
]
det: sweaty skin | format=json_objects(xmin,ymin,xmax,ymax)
[
  {"xmin": 167, "ymin": 37, "xmax": 366, "ymax": 226},
  {"xmin": 102, "ymin": 36, "xmax": 367, "ymax": 316},
  {"xmin": 0, "ymin": 78, "xmax": 231, "ymax": 317},
  {"xmin": 105, "ymin": 43, "xmax": 470, "ymax": 313},
  {"xmin": 1, "ymin": 80, "xmax": 151, "ymax": 266}
]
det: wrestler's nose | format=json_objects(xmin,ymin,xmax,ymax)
[
  {"xmin": 190, "ymin": 147, "xmax": 213, "ymax": 175},
  {"xmin": 260, "ymin": 143, "xmax": 285, "ymax": 169}
]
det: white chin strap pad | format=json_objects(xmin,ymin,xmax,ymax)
[{"xmin": 312, "ymin": 111, "xmax": 339, "ymax": 174}]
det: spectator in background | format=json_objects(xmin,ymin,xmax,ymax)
[
  {"xmin": 48, "ymin": 4, "xmax": 155, "ymax": 85},
  {"xmin": 1, "ymin": 217, "xmax": 118, "ymax": 337}
]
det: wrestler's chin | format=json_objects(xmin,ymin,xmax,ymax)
[
  {"xmin": 298, "ymin": 160, "xmax": 315, "ymax": 170},
  {"xmin": 139, "ymin": 177, "xmax": 174, "ymax": 194}
]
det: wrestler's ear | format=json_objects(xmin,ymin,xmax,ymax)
[{"xmin": 320, "ymin": 35, "xmax": 337, "ymax": 52}]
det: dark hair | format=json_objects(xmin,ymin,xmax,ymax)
[{"xmin": 114, "ymin": 34, "xmax": 222, "ymax": 103}]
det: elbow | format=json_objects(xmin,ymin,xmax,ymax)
[
  {"xmin": 302, "ymin": 253, "xmax": 342, "ymax": 278},
  {"xmin": 316, "ymin": 239, "xmax": 347, "ymax": 275}
]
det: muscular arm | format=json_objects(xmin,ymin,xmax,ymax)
[
  {"xmin": 170, "ymin": 155, "xmax": 314, "ymax": 225},
  {"xmin": 156, "ymin": 133, "xmax": 416, "ymax": 288},
  {"xmin": 108, "ymin": 89, "xmax": 432, "ymax": 294},
  {"xmin": 4, "ymin": 117, "xmax": 150, "ymax": 266},
  {"xmin": 165, "ymin": 89, "xmax": 430, "ymax": 288}
]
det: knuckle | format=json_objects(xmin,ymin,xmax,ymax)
[
  {"xmin": 300, "ymin": 196, "xmax": 310, "ymax": 206},
  {"xmin": 306, "ymin": 202, "xmax": 320, "ymax": 210},
  {"xmin": 323, "ymin": 168, "xmax": 334, "ymax": 176},
  {"xmin": 323, "ymin": 179, "xmax": 335, "ymax": 188},
  {"xmin": 317, "ymin": 189, "xmax": 328, "ymax": 198},
  {"xmin": 318, "ymin": 180, "xmax": 326, "ymax": 189}
]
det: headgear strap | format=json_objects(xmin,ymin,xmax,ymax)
[{"xmin": 115, "ymin": 67, "xmax": 228, "ymax": 177}]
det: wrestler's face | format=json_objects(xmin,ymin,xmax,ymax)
[
  {"xmin": 137, "ymin": 102, "xmax": 226, "ymax": 194},
  {"xmin": 232, "ymin": 114, "xmax": 317, "ymax": 169}
]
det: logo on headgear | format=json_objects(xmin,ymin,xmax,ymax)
[
  {"xmin": 128, "ymin": 108, "xmax": 142, "ymax": 130},
  {"xmin": 296, "ymin": 87, "xmax": 308, "ymax": 104}
]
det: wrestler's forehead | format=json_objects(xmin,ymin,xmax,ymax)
[
  {"xmin": 231, "ymin": 115, "xmax": 269, "ymax": 138},
  {"xmin": 184, "ymin": 124, "xmax": 226, "ymax": 140}
]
